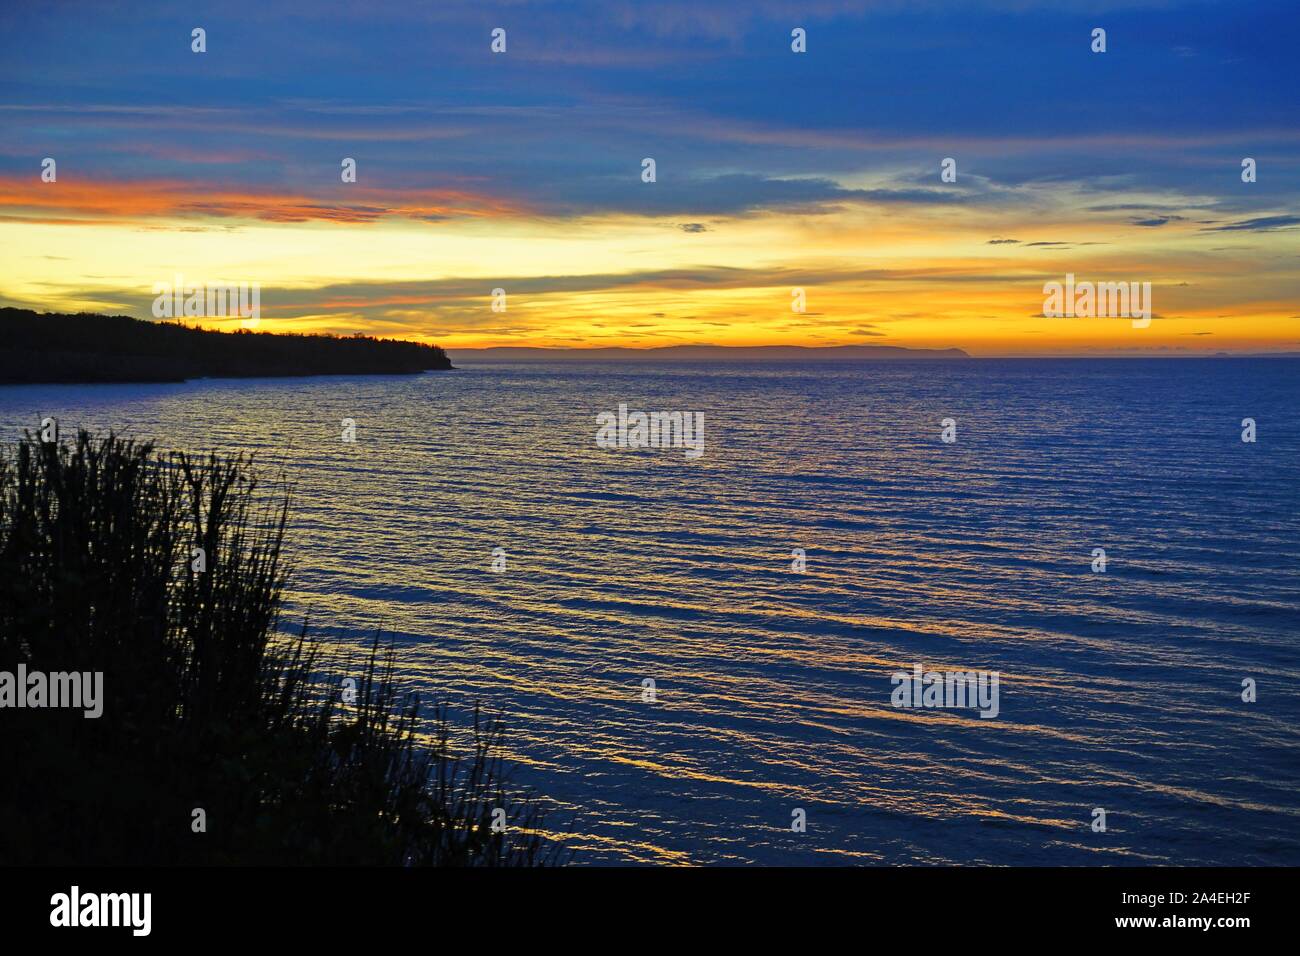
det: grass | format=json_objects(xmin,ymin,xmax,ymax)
[{"xmin": 0, "ymin": 428, "xmax": 563, "ymax": 865}]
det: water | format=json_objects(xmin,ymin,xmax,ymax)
[{"xmin": 3, "ymin": 358, "xmax": 1298, "ymax": 865}]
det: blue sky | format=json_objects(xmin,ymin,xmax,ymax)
[{"xmin": 1, "ymin": 1, "xmax": 1297, "ymax": 353}]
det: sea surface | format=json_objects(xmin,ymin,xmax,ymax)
[{"xmin": 3, "ymin": 358, "xmax": 1298, "ymax": 865}]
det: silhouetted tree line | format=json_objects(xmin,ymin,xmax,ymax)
[{"xmin": 0, "ymin": 308, "xmax": 452, "ymax": 384}]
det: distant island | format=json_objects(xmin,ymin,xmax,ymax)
[
  {"xmin": 0, "ymin": 309, "xmax": 453, "ymax": 384},
  {"xmin": 449, "ymin": 344, "xmax": 971, "ymax": 363}
]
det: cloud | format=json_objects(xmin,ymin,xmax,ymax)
[
  {"xmin": 1205, "ymin": 215, "xmax": 1300, "ymax": 232},
  {"xmin": 0, "ymin": 177, "xmax": 530, "ymax": 225},
  {"xmin": 542, "ymin": 173, "xmax": 878, "ymax": 217},
  {"xmin": 856, "ymin": 188, "xmax": 967, "ymax": 205}
]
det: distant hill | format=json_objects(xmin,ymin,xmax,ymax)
[
  {"xmin": 0, "ymin": 309, "xmax": 452, "ymax": 384},
  {"xmin": 449, "ymin": 344, "xmax": 971, "ymax": 363}
]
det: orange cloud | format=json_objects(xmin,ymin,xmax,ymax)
[{"xmin": 0, "ymin": 176, "xmax": 530, "ymax": 225}]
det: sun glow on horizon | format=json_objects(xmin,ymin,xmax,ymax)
[{"xmin": 3, "ymin": 193, "xmax": 1296, "ymax": 356}]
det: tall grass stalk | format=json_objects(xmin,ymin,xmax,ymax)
[{"xmin": 0, "ymin": 430, "xmax": 563, "ymax": 865}]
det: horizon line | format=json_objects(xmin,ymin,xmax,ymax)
[{"xmin": 6, "ymin": 306, "xmax": 1298, "ymax": 360}]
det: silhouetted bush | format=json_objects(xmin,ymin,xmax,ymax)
[{"xmin": 0, "ymin": 430, "xmax": 560, "ymax": 865}]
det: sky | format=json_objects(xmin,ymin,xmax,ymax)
[{"xmin": 1, "ymin": 0, "xmax": 1297, "ymax": 355}]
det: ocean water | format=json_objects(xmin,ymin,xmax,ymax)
[{"xmin": 3, "ymin": 358, "xmax": 1298, "ymax": 865}]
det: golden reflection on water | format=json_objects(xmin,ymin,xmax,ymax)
[{"xmin": 7, "ymin": 358, "xmax": 1299, "ymax": 864}]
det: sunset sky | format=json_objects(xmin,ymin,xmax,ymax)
[{"xmin": 1, "ymin": 0, "xmax": 1297, "ymax": 355}]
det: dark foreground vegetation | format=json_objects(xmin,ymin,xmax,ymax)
[
  {"xmin": 0, "ymin": 308, "xmax": 453, "ymax": 384},
  {"xmin": 0, "ymin": 430, "xmax": 560, "ymax": 865}
]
